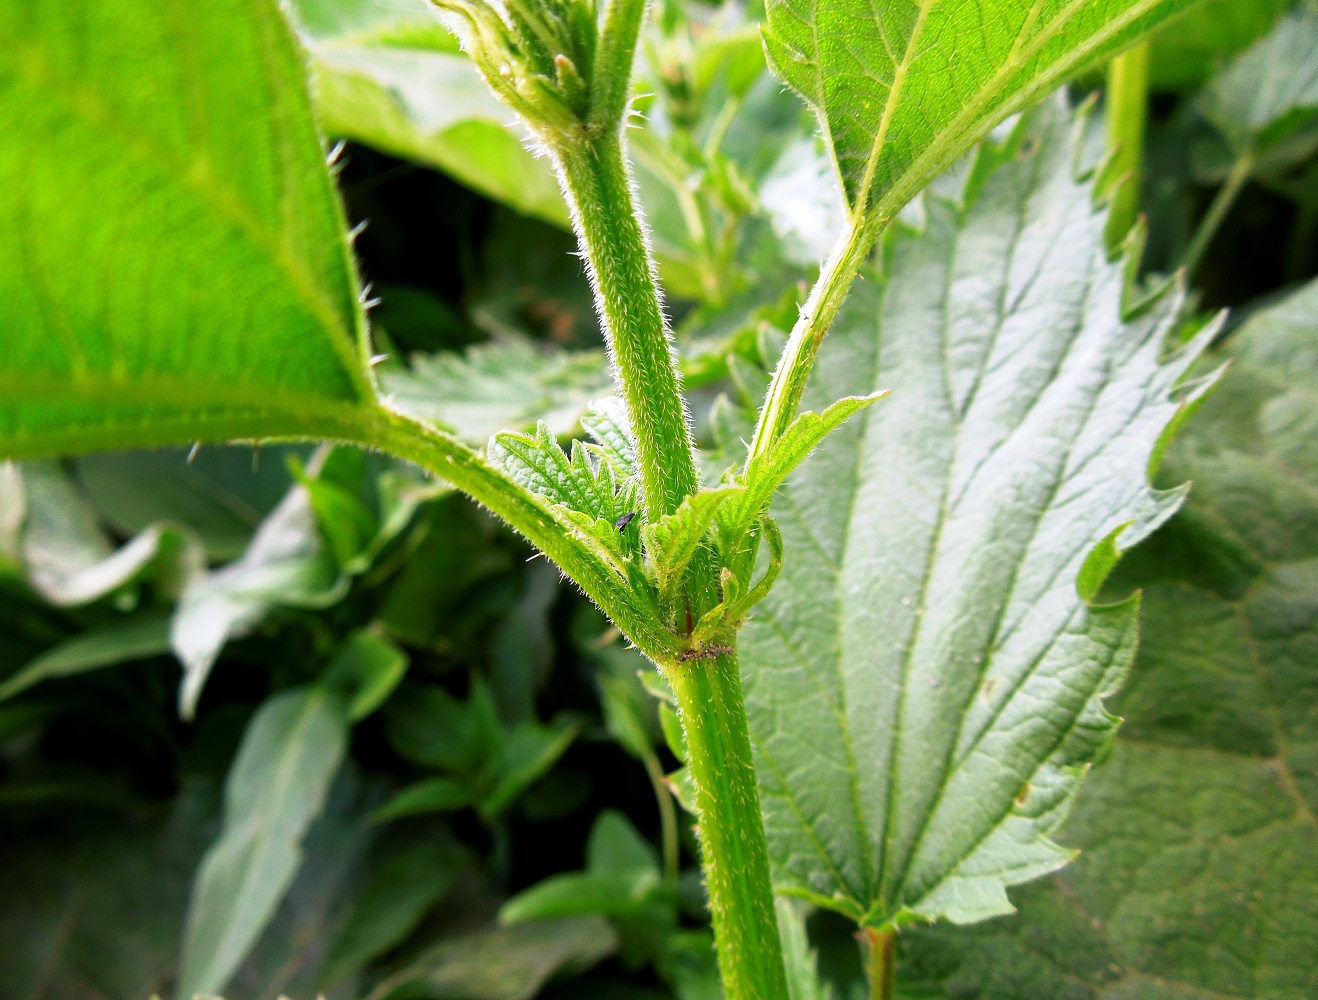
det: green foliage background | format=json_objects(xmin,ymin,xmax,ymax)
[{"xmin": 1, "ymin": 1, "xmax": 1316, "ymax": 998}]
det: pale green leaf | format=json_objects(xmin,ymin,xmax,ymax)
[
  {"xmin": 381, "ymin": 339, "xmax": 612, "ymax": 445},
  {"xmin": 287, "ymin": 0, "xmax": 568, "ymax": 226},
  {"xmin": 0, "ymin": 0, "xmax": 377, "ymax": 460},
  {"xmin": 899, "ymin": 274, "xmax": 1318, "ymax": 1000},
  {"xmin": 173, "ymin": 483, "xmax": 343, "ymax": 718},
  {"xmin": 364, "ymin": 916, "xmax": 618, "ymax": 1000},
  {"xmin": 178, "ymin": 686, "xmax": 349, "ymax": 998},
  {"xmin": 763, "ymin": 0, "xmax": 1198, "ymax": 221},
  {"xmin": 776, "ymin": 898, "xmax": 834, "ymax": 1000},
  {"xmin": 741, "ymin": 99, "xmax": 1213, "ymax": 929},
  {"xmin": 580, "ymin": 396, "xmax": 640, "ymax": 483},
  {"xmin": 489, "ymin": 423, "xmax": 641, "ymax": 532},
  {"xmin": 16, "ymin": 463, "xmax": 205, "ymax": 605},
  {"xmin": 724, "ymin": 392, "xmax": 886, "ymax": 536},
  {"xmin": 1200, "ymin": 5, "xmax": 1318, "ymax": 156}
]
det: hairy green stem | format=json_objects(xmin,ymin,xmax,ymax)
[
  {"xmin": 749, "ymin": 215, "xmax": 879, "ymax": 464},
  {"xmin": 1182, "ymin": 152, "xmax": 1254, "ymax": 280},
  {"xmin": 356, "ymin": 406, "xmax": 679, "ymax": 661},
  {"xmin": 863, "ymin": 927, "xmax": 896, "ymax": 1000},
  {"xmin": 1103, "ymin": 41, "xmax": 1150, "ymax": 251},
  {"xmin": 665, "ymin": 647, "xmax": 790, "ymax": 1000},
  {"xmin": 554, "ymin": 129, "xmax": 700, "ymax": 520}
]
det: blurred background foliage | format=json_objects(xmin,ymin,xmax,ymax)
[{"xmin": 2, "ymin": 0, "xmax": 1316, "ymax": 998}]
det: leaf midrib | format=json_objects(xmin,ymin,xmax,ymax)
[{"xmin": 860, "ymin": 0, "xmax": 1173, "ymax": 226}]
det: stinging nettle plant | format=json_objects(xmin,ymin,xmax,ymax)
[{"xmin": 0, "ymin": 0, "xmax": 1216, "ymax": 996}]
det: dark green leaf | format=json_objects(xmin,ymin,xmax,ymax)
[
  {"xmin": 371, "ymin": 777, "xmax": 472, "ymax": 822},
  {"xmin": 1146, "ymin": 0, "xmax": 1295, "ymax": 91},
  {"xmin": 0, "ymin": 615, "xmax": 171, "ymax": 703},
  {"xmin": 741, "ymin": 100, "xmax": 1214, "ymax": 928},
  {"xmin": 320, "ymin": 835, "xmax": 461, "ymax": 989},
  {"xmin": 323, "ymin": 626, "xmax": 410, "ymax": 721}
]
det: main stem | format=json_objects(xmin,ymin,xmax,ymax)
[
  {"xmin": 665, "ymin": 647, "xmax": 789, "ymax": 1000},
  {"xmin": 554, "ymin": 129, "xmax": 699, "ymax": 520}
]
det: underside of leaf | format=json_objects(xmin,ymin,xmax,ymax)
[{"xmin": 741, "ymin": 95, "xmax": 1219, "ymax": 929}]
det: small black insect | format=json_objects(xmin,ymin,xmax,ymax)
[{"xmin": 613, "ymin": 511, "xmax": 636, "ymax": 531}]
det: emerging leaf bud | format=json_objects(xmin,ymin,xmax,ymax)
[{"xmin": 431, "ymin": 0, "xmax": 601, "ymax": 139}]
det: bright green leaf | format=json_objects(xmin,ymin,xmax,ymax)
[
  {"xmin": 763, "ymin": 0, "xmax": 1198, "ymax": 222},
  {"xmin": 0, "ymin": 0, "xmax": 377, "ymax": 460},
  {"xmin": 741, "ymin": 100, "xmax": 1214, "ymax": 929},
  {"xmin": 178, "ymin": 686, "xmax": 349, "ymax": 998}
]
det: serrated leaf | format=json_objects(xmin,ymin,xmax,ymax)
[
  {"xmin": 1200, "ymin": 5, "xmax": 1318, "ymax": 157},
  {"xmin": 0, "ymin": 0, "xmax": 377, "ymax": 460},
  {"xmin": 643, "ymin": 486, "xmax": 741, "ymax": 611},
  {"xmin": 900, "ymin": 274, "xmax": 1318, "ymax": 1000},
  {"xmin": 381, "ymin": 339, "xmax": 613, "ymax": 445},
  {"xmin": 178, "ymin": 686, "xmax": 348, "ymax": 999},
  {"xmin": 580, "ymin": 395, "xmax": 640, "ymax": 483},
  {"xmin": 741, "ymin": 99, "xmax": 1214, "ymax": 929},
  {"xmin": 763, "ymin": 0, "xmax": 1197, "ymax": 222},
  {"xmin": 723, "ymin": 392, "xmax": 886, "ymax": 536},
  {"xmin": 489, "ymin": 422, "xmax": 641, "ymax": 529},
  {"xmin": 288, "ymin": 0, "xmax": 568, "ymax": 226}
]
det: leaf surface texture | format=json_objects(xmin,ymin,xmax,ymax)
[
  {"xmin": 741, "ymin": 99, "xmax": 1211, "ymax": 927},
  {"xmin": 0, "ymin": 0, "xmax": 372, "ymax": 458}
]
